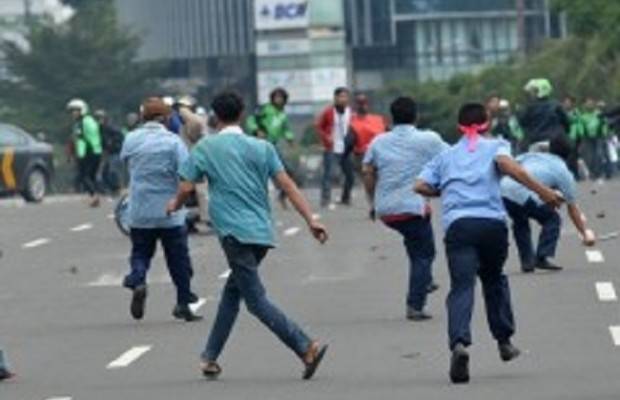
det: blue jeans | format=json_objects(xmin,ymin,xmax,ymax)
[
  {"xmin": 321, "ymin": 152, "xmax": 354, "ymax": 205},
  {"xmin": 125, "ymin": 226, "xmax": 194, "ymax": 305},
  {"xmin": 503, "ymin": 198, "xmax": 561, "ymax": 266},
  {"xmin": 385, "ymin": 217, "xmax": 436, "ymax": 311},
  {"xmin": 202, "ymin": 236, "xmax": 312, "ymax": 362},
  {"xmin": 444, "ymin": 218, "xmax": 515, "ymax": 350}
]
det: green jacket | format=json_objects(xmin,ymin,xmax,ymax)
[
  {"xmin": 581, "ymin": 111, "xmax": 609, "ymax": 139},
  {"xmin": 74, "ymin": 114, "xmax": 103, "ymax": 158},
  {"xmin": 246, "ymin": 103, "xmax": 294, "ymax": 145},
  {"xmin": 566, "ymin": 108, "xmax": 585, "ymax": 142}
]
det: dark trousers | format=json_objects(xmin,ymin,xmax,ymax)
[
  {"xmin": 503, "ymin": 198, "xmax": 561, "ymax": 266},
  {"xmin": 385, "ymin": 217, "xmax": 436, "ymax": 311},
  {"xmin": 77, "ymin": 154, "xmax": 101, "ymax": 196},
  {"xmin": 125, "ymin": 226, "xmax": 194, "ymax": 306},
  {"xmin": 321, "ymin": 151, "xmax": 354, "ymax": 205},
  {"xmin": 202, "ymin": 236, "xmax": 311, "ymax": 362},
  {"xmin": 445, "ymin": 218, "xmax": 515, "ymax": 350}
]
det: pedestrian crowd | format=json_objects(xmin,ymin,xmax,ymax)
[{"xmin": 1, "ymin": 78, "xmax": 605, "ymax": 384}]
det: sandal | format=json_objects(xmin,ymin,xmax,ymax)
[
  {"xmin": 302, "ymin": 341, "xmax": 328, "ymax": 380},
  {"xmin": 200, "ymin": 361, "xmax": 222, "ymax": 380}
]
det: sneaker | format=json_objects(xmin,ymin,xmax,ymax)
[
  {"xmin": 172, "ymin": 305, "xmax": 203, "ymax": 322},
  {"xmin": 498, "ymin": 342, "xmax": 521, "ymax": 362},
  {"xmin": 521, "ymin": 263, "xmax": 535, "ymax": 273},
  {"xmin": 130, "ymin": 284, "xmax": 147, "ymax": 320},
  {"xmin": 450, "ymin": 343, "xmax": 470, "ymax": 384},
  {"xmin": 406, "ymin": 307, "xmax": 433, "ymax": 321},
  {"xmin": 535, "ymin": 258, "xmax": 563, "ymax": 271}
]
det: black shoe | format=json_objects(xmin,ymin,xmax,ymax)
[
  {"xmin": 130, "ymin": 285, "xmax": 147, "ymax": 320},
  {"xmin": 0, "ymin": 368, "xmax": 14, "ymax": 381},
  {"xmin": 188, "ymin": 292, "xmax": 200, "ymax": 304},
  {"xmin": 521, "ymin": 264, "xmax": 535, "ymax": 273},
  {"xmin": 450, "ymin": 344, "xmax": 470, "ymax": 384},
  {"xmin": 427, "ymin": 282, "xmax": 440, "ymax": 293},
  {"xmin": 498, "ymin": 342, "xmax": 521, "ymax": 362},
  {"xmin": 303, "ymin": 342, "xmax": 329, "ymax": 380},
  {"xmin": 406, "ymin": 307, "xmax": 433, "ymax": 321},
  {"xmin": 173, "ymin": 305, "xmax": 203, "ymax": 322},
  {"xmin": 535, "ymin": 258, "xmax": 563, "ymax": 271}
]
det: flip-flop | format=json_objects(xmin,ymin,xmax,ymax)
[
  {"xmin": 201, "ymin": 362, "xmax": 222, "ymax": 380},
  {"xmin": 303, "ymin": 344, "xmax": 328, "ymax": 380}
]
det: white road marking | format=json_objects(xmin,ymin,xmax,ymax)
[
  {"xmin": 71, "ymin": 223, "xmax": 93, "ymax": 232},
  {"xmin": 107, "ymin": 213, "xmax": 115, "ymax": 219},
  {"xmin": 46, "ymin": 397, "xmax": 72, "ymax": 400},
  {"xmin": 190, "ymin": 298, "xmax": 207, "ymax": 313},
  {"xmin": 596, "ymin": 282, "xmax": 617, "ymax": 302},
  {"xmin": 218, "ymin": 270, "xmax": 231, "ymax": 280},
  {"xmin": 610, "ymin": 326, "xmax": 620, "ymax": 346},
  {"xmin": 22, "ymin": 238, "xmax": 51, "ymax": 249},
  {"xmin": 283, "ymin": 226, "xmax": 301, "ymax": 237},
  {"xmin": 87, "ymin": 273, "xmax": 172, "ymax": 287},
  {"xmin": 586, "ymin": 250, "xmax": 605, "ymax": 263},
  {"xmin": 107, "ymin": 346, "xmax": 152, "ymax": 369},
  {"xmin": 328, "ymin": 203, "xmax": 337, "ymax": 211}
]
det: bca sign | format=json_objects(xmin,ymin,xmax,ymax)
[{"xmin": 255, "ymin": 0, "xmax": 309, "ymax": 31}]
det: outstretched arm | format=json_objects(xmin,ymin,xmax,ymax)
[
  {"xmin": 275, "ymin": 171, "xmax": 328, "ymax": 244},
  {"xmin": 567, "ymin": 203, "xmax": 596, "ymax": 246}
]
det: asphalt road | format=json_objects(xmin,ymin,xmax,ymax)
[{"xmin": 1, "ymin": 183, "xmax": 620, "ymax": 400}]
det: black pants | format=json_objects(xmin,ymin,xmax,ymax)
[
  {"xmin": 77, "ymin": 154, "xmax": 101, "ymax": 196},
  {"xmin": 444, "ymin": 218, "xmax": 515, "ymax": 350},
  {"xmin": 321, "ymin": 152, "xmax": 354, "ymax": 205}
]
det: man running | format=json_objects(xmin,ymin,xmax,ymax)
[
  {"xmin": 120, "ymin": 97, "xmax": 202, "ymax": 322},
  {"xmin": 363, "ymin": 96, "xmax": 447, "ymax": 321},
  {"xmin": 316, "ymin": 87, "xmax": 354, "ymax": 207},
  {"xmin": 502, "ymin": 136, "xmax": 596, "ymax": 272},
  {"xmin": 67, "ymin": 98, "xmax": 103, "ymax": 207},
  {"xmin": 168, "ymin": 91, "xmax": 329, "ymax": 380},
  {"xmin": 416, "ymin": 103, "xmax": 563, "ymax": 384}
]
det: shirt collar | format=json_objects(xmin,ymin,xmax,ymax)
[
  {"xmin": 219, "ymin": 125, "xmax": 244, "ymax": 135},
  {"xmin": 392, "ymin": 124, "xmax": 416, "ymax": 133}
]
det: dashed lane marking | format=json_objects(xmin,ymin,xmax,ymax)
[
  {"xmin": 46, "ymin": 397, "xmax": 72, "ymax": 400},
  {"xmin": 586, "ymin": 250, "xmax": 604, "ymax": 263},
  {"xmin": 71, "ymin": 223, "xmax": 93, "ymax": 232},
  {"xmin": 283, "ymin": 226, "xmax": 301, "ymax": 237},
  {"xmin": 596, "ymin": 282, "xmax": 617, "ymax": 302},
  {"xmin": 610, "ymin": 326, "xmax": 620, "ymax": 346},
  {"xmin": 22, "ymin": 238, "xmax": 51, "ymax": 249},
  {"xmin": 107, "ymin": 346, "xmax": 152, "ymax": 369}
]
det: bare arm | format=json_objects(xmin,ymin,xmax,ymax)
[
  {"xmin": 567, "ymin": 203, "xmax": 596, "ymax": 246},
  {"xmin": 179, "ymin": 107, "xmax": 206, "ymax": 145},
  {"xmin": 414, "ymin": 180, "xmax": 440, "ymax": 197},
  {"xmin": 275, "ymin": 171, "xmax": 328, "ymax": 243},
  {"xmin": 362, "ymin": 164, "xmax": 376, "ymax": 204},
  {"xmin": 166, "ymin": 180, "xmax": 196, "ymax": 215},
  {"xmin": 496, "ymin": 155, "xmax": 563, "ymax": 208}
]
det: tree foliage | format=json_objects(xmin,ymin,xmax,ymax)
[{"xmin": 0, "ymin": 0, "xmax": 159, "ymax": 143}]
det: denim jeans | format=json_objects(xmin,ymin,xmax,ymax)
[
  {"xmin": 385, "ymin": 217, "xmax": 436, "ymax": 311},
  {"xmin": 321, "ymin": 151, "xmax": 354, "ymax": 205},
  {"xmin": 503, "ymin": 198, "xmax": 561, "ymax": 266},
  {"xmin": 125, "ymin": 226, "xmax": 194, "ymax": 305},
  {"xmin": 202, "ymin": 236, "xmax": 312, "ymax": 362},
  {"xmin": 444, "ymin": 218, "xmax": 515, "ymax": 350}
]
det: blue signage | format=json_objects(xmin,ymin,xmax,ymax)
[{"xmin": 261, "ymin": 2, "xmax": 308, "ymax": 21}]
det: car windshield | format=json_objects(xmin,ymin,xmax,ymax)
[{"xmin": 0, "ymin": 123, "xmax": 31, "ymax": 146}]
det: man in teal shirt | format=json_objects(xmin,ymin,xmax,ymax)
[
  {"xmin": 246, "ymin": 87, "xmax": 297, "ymax": 208},
  {"xmin": 169, "ymin": 91, "xmax": 329, "ymax": 381}
]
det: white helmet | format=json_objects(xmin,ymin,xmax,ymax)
[
  {"xmin": 162, "ymin": 96, "xmax": 175, "ymax": 107},
  {"xmin": 66, "ymin": 98, "xmax": 89, "ymax": 115}
]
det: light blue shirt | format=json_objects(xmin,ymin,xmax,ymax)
[
  {"xmin": 501, "ymin": 152, "xmax": 576, "ymax": 205},
  {"xmin": 364, "ymin": 125, "xmax": 448, "ymax": 217},
  {"xmin": 121, "ymin": 122, "xmax": 189, "ymax": 228},
  {"xmin": 179, "ymin": 126, "xmax": 284, "ymax": 247},
  {"xmin": 419, "ymin": 136, "xmax": 512, "ymax": 231}
]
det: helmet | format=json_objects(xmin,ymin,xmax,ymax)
[
  {"xmin": 162, "ymin": 96, "xmax": 175, "ymax": 107},
  {"xmin": 498, "ymin": 99, "xmax": 510, "ymax": 109},
  {"xmin": 66, "ymin": 98, "xmax": 89, "ymax": 115},
  {"xmin": 524, "ymin": 79, "xmax": 553, "ymax": 99},
  {"xmin": 176, "ymin": 95, "xmax": 197, "ymax": 108}
]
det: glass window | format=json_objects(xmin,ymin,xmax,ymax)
[{"xmin": 0, "ymin": 125, "xmax": 28, "ymax": 147}]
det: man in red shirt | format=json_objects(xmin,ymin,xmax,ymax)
[
  {"xmin": 348, "ymin": 93, "xmax": 388, "ymax": 167},
  {"xmin": 315, "ymin": 87, "xmax": 353, "ymax": 207}
]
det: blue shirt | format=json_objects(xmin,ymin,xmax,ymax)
[
  {"xmin": 419, "ymin": 136, "xmax": 512, "ymax": 231},
  {"xmin": 364, "ymin": 125, "xmax": 448, "ymax": 217},
  {"xmin": 501, "ymin": 152, "xmax": 576, "ymax": 205},
  {"xmin": 179, "ymin": 126, "xmax": 284, "ymax": 247},
  {"xmin": 120, "ymin": 122, "xmax": 189, "ymax": 228}
]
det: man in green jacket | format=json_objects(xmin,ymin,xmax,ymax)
[
  {"xmin": 562, "ymin": 95, "xmax": 585, "ymax": 179},
  {"xmin": 581, "ymin": 97, "xmax": 610, "ymax": 180},
  {"xmin": 67, "ymin": 98, "xmax": 103, "ymax": 207},
  {"xmin": 247, "ymin": 88, "xmax": 297, "ymax": 208}
]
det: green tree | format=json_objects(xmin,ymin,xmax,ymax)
[{"xmin": 0, "ymin": 0, "xmax": 159, "ymax": 143}]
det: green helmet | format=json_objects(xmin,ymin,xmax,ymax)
[{"xmin": 524, "ymin": 79, "xmax": 553, "ymax": 99}]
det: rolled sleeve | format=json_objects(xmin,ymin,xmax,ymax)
[
  {"xmin": 495, "ymin": 140, "xmax": 513, "ymax": 158},
  {"xmin": 179, "ymin": 153, "xmax": 204, "ymax": 183}
]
